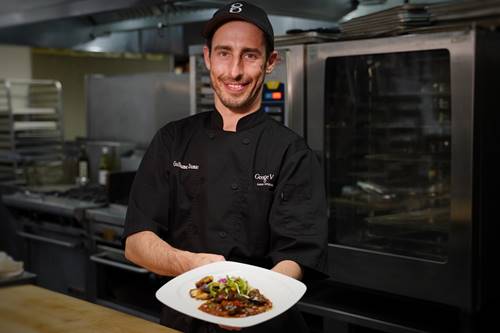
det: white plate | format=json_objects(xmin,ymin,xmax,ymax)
[{"xmin": 155, "ymin": 261, "xmax": 306, "ymax": 328}]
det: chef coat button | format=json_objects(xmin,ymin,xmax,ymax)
[
  {"xmin": 218, "ymin": 231, "xmax": 227, "ymax": 238},
  {"xmin": 231, "ymin": 183, "xmax": 239, "ymax": 190},
  {"xmin": 208, "ymin": 131, "xmax": 215, "ymax": 139},
  {"xmin": 242, "ymin": 138, "xmax": 250, "ymax": 145}
]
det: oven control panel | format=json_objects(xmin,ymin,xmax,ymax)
[{"xmin": 262, "ymin": 80, "xmax": 285, "ymax": 123}]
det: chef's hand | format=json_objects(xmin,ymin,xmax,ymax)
[{"xmin": 189, "ymin": 252, "xmax": 225, "ymax": 270}]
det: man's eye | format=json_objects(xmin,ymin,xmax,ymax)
[
  {"xmin": 218, "ymin": 51, "xmax": 229, "ymax": 57},
  {"xmin": 244, "ymin": 53, "xmax": 258, "ymax": 60}
]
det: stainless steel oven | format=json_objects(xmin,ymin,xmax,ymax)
[
  {"xmin": 85, "ymin": 205, "xmax": 167, "ymax": 322},
  {"xmin": 16, "ymin": 216, "xmax": 88, "ymax": 298},
  {"xmin": 2, "ymin": 191, "xmax": 96, "ymax": 299},
  {"xmin": 306, "ymin": 28, "xmax": 500, "ymax": 312}
]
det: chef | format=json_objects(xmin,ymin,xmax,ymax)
[{"xmin": 123, "ymin": 2, "xmax": 328, "ymax": 332}]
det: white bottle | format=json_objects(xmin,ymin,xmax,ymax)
[
  {"xmin": 77, "ymin": 145, "xmax": 89, "ymax": 179},
  {"xmin": 98, "ymin": 146, "xmax": 111, "ymax": 186}
]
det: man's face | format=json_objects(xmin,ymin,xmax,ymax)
[{"xmin": 203, "ymin": 20, "xmax": 277, "ymax": 113}]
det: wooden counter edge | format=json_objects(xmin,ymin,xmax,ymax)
[{"xmin": 0, "ymin": 284, "xmax": 180, "ymax": 333}]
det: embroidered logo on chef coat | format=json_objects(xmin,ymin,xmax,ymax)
[
  {"xmin": 173, "ymin": 161, "xmax": 199, "ymax": 170},
  {"xmin": 254, "ymin": 173, "xmax": 275, "ymax": 187}
]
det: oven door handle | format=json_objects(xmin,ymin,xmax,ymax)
[
  {"xmin": 17, "ymin": 231, "xmax": 79, "ymax": 248},
  {"xmin": 90, "ymin": 253, "xmax": 149, "ymax": 274}
]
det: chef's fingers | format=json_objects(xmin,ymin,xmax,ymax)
[{"xmin": 191, "ymin": 253, "xmax": 225, "ymax": 269}]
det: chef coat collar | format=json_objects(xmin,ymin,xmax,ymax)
[{"xmin": 209, "ymin": 108, "xmax": 266, "ymax": 132}]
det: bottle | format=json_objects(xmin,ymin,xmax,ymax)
[
  {"xmin": 98, "ymin": 146, "xmax": 112, "ymax": 186},
  {"xmin": 77, "ymin": 144, "xmax": 89, "ymax": 180}
]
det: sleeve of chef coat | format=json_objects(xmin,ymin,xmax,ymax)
[
  {"xmin": 122, "ymin": 126, "xmax": 172, "ymax": 240},
  {"xmin": 268, "ymin": 140, "xmax": 329, "ymax": 280}
]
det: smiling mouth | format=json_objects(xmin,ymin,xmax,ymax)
[{"xmin": 224, "ymin": 82, "xmax": 248, "ymax": 93}]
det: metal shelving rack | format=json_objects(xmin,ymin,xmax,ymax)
[
  {"xmin": 189, "ymin": 45, "xmax": 214, "ymax": 115},
  {"xmin": 0, "ymin": 79, "xmax": 64, "ymax": 184}
]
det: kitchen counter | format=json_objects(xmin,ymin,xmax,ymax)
[
  {"xmin": 0, "ymin": 285, "xmax": 180, "ymax": 333},
  {"xmin": 2, "ymin": 189, "xmax": 104, "ymax": 218},
  {"xmin": 86, "ymin": 203, "xmax": 127, "ymax": 226}
]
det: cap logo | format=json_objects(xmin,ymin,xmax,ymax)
[{"xmin": 229, "ymin": 3, "xmax": 243, "ymax": 13}]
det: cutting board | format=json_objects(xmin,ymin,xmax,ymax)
[{"xmin": 0, "ymin": 285, "xmax": 180, "ymax": 333}]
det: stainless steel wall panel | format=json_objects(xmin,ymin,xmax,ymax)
[{"xmin": 86, "ymin": 72, "xmax": 189, "ymax": 146}]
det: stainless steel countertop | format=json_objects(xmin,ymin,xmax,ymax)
[
  {"xmin": 85, "ymin": 204, "xmax": 127, "ymax": 226},
  {"xmin": 2, "ymin": 191, "xmax": 104, "ymax": 218}
]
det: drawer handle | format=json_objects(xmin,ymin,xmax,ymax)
[{"xmin": 17, "ymin": 231, "xmax": 79, "ymax": 248}]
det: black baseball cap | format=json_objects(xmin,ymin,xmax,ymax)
[{"xmin": 202, "ymin": 1, "xmax": 274, "ymax": 51}]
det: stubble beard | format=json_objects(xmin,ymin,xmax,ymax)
[{"xmin": 211, "ymin": 71, "xmax": 265, "ymax": 113}]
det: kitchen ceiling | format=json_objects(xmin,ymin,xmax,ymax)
[
  {"xmin": 0, "ymin": 0, "xmax": 354, "ymax": 28},
  {"xmin": 0, "ymin": 0, "xmax": 354, "ymax": 54}
]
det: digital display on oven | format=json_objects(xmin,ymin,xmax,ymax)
[{"xmin": 262, "ymin": 80, "xmax": 285, "ymax": 124}]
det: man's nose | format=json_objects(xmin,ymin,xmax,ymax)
[{"xmin": 229, "ymin": 57, "xmax": 243, "ymax": 79}]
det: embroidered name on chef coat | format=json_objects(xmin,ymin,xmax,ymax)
[
  {"xmin": 254, "ymin": 173, "xmax": 275, "ymax": 187},
  {"xmin": 173, "ymin": 161, "xmax": 199, "ymax": 170}
]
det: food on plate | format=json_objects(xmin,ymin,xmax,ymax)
[{"xmin": 189, "ymin": 275, "xmax": 272, "ymax": 317}]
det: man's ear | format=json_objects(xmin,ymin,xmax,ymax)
[
  {"xmin": 265, "ymin": 50, "xmax": 279, "ymax": 74},
  {"xmin": 203, "ymin": 45, "xmax": 211, "ymax": 71}
]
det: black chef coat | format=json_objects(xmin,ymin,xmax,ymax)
[{"xmin": 123, "ymin": 109, "xmax": 328, "ymax": 333}]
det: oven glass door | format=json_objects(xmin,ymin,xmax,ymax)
[{"xmin": 324, "ymin": 49, "xmax": 451, "ymax": 262}]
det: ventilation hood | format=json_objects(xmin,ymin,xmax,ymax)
[{"xmin": 0, "ymin": 0, "xmax": 355, "ymax": 55}]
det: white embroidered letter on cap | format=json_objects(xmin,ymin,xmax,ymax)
[{"xmin": 229, "ymin": 2, "xmax": 243, "ymax": 13}]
